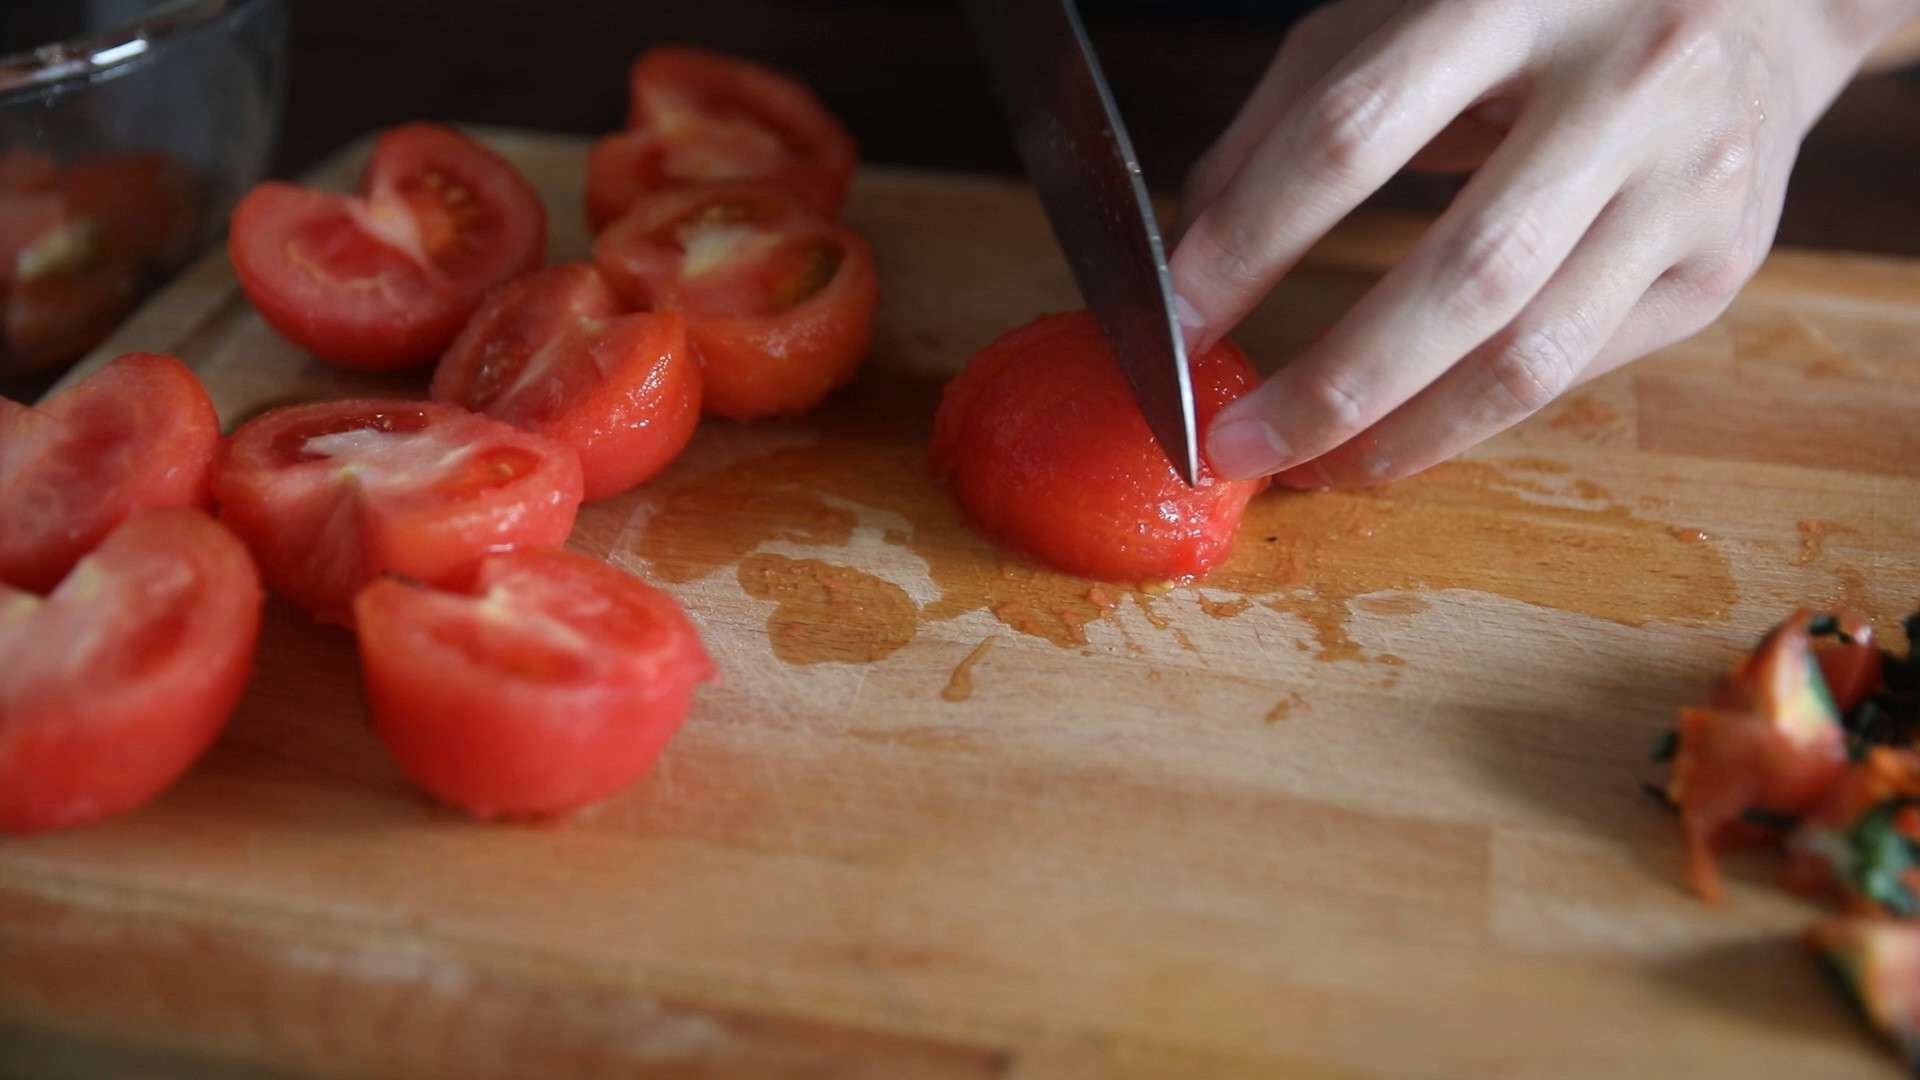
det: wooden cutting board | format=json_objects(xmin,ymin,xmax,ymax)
[{"xmin": 4, "ymin": 128, "xmax": 1920, "ymax": 1080}]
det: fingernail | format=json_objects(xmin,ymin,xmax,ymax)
[
  {"xmin": 1206, "ymin": 417, "xmax": 1288, "ymax": 480},
  {"xmin": 1174, "ymin": 292, "xmax": 1208, "ymax": 356},
  {"xmin": 1273, "ymin": 460, "xmax": 1333, "ymax": 490}
]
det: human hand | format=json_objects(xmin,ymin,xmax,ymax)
[{"xmin": 1171, "ymin": 0, "xmax": 1920, "ymax": 486}]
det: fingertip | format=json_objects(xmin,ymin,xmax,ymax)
[{"xmin": 1204, "ymin": 412, "xmax": 1288, "ymax": 481}]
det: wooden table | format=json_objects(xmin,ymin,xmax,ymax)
[{"xmin": 3, "ymin": 130, "xmax": 1919, "ymax": 1079}]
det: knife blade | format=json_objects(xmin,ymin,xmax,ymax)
[{"xmin": 963, "ymin": 0, "xmax": 1200, "ymax": 485}]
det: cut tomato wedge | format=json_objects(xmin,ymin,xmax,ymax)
[
  {"xmin": 228, "ymin": 124, "xmax": 546, "ymax": 370},
  {"xmin": 1, "ymin": 509, "xmax": 263, "ymax": 834},
  {"xmin": 0, "ymin": 353, "xmax": 219, "ymax": 591},
  {"xmin": 584, "ymin": 46, "xmax": 856, "ymax": 230},
  {"xmin": 432, "ymin": 263, "xmax": 700, "ymax": 500},
  {"xmin": 930, "ymin": 310, "xmax": 1265, "ymax": 583},
  {"xmin": 212, "ymin": 398, "xmax": 583, "ymax": 623},
  {"xmin": 354, "ymin": 548, "xmax": 714, "ymax": 818},
  {"xmin": 593, "ymin": 184, "xmax": 876, "ymax": 420}
]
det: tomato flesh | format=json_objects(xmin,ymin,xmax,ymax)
[
  {"xmin": 432, "ymin": 263, "xmax": 700, "ymax": 500},
  {"xmin": 0, "ymin": 509, "xmax": 263, "ymax": 834},
  {"xmin": 0, "ymin": 353, "xmax": 218, "ymax": 591},
  {"xmin": 354, "ymin": 548, "xmax": 714, "ymax": 818},
  {"xmin": 584, "ymin": 46, "xmax": 856, "ymax": 231},
  {"xmin": 594, "ymin": 184, "xmax": 876, "ymax": 421},
  {"xmin": 930, "ymin": 310, "xmax": 1265, "ymax": 583},
  {"xmin": 229, "ymin": 124, "xmax": 546, "ymax": 370},
  {"xmin": 212, "ymin": 398, "xmax": 583, "ymax": 623}
]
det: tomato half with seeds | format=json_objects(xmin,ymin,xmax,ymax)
[
  {"xmin": 354, "ymin": 548, "xmax": 714, "ymax": 818},
  {"xmin": 584, "ymin": 46, "xmax": 856, "ymax": 230},
  {"xmin": 212, "ymin": 398, "xmax": 582, "ymax": 622},
  {"xmin": 229, "ymin": 124, "xmax": 546, "ymax": 370},
  {"xmin": 930, "ymin": 310, "xmax": 1265, "ymax": 583},
  {"xmin": 432, "ymin": 263, "xmax": 700, "ymax": 501},
  {"xmin": 0, "ymin": 353, "xmax": 218, "ymax": 591},
  {"xmin": 594, "ymin": 185, "xmax": 876, "ymax": 421},
  {"xmin": 1, "ymin": 509, "xmax": 263, "ymax": 834}
]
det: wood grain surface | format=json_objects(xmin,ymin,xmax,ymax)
[{"xmin": 4, "ymin": 129, "xmax": 1919, "ymax": 1079}]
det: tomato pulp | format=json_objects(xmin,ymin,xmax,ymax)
[
  {"xmin": 594, "ymin": 185, "xmax": 876, "ymax": 421},
  {"xmin": 212, "ymin": 398, "xmax": 583, "ymax": 622},
  {"xmin": 0, "ymin": 352, "xmax": 219, "ymax": 591},
  {"xmin": 930, "ymin": 310, "xmax": 1266, "ymax": 583},
  {"xmin": 585, "ymin": 46, "xmax": 856, "ymax": 231},
  {"xmin": 229, "ymin": 124, "xmax": 546, "ymax": 369},
  {"xmin": 354, "ymin": 548, "xmax": 714, "ymax": 818},
  {"xmin": 432, "ymin": 263, "xmax": 700, "ymax": 500},
  {"xmin": 1, "ymin": 509, "xmax": 263, "ymax": 834}
]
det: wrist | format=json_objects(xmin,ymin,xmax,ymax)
[{"xmin": 1792, "ymin": 2, "xmax": 1920, "ymax": 120}]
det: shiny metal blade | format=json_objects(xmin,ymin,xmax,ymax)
[{"xmin": 964, "ymin": 0, "xmax": 1200, "ymax": 485}]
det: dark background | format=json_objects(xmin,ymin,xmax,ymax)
[{"xmin": 266, "ymin": 0, "xmax": 1920, "ymax": 256}]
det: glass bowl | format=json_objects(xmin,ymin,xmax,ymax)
[{"xmin": 0, "ymin": 0, "xmax": 290, "ymax": 390}]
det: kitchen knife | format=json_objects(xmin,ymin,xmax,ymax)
[{"xmin": 963, "ymin": 0, "xmax": 1200, "ymax": 485}]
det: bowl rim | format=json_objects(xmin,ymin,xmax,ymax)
[{"xmin": 0, "ymin": 0, "xmax": 279, "ymax": 98}]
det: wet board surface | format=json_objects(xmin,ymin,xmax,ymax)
[{"xmin": 4, "ymin": 128, "xmax": 1920, "ymax": 1079}]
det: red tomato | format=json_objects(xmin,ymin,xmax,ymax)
[
  {"xmin": 0, "ymin": 353, "xmax": 218, "ymax": 591},
  {"xmin": 584, "ymin": 46, "xmax": 856, "ymax": 231},
  {"xmin": 593, "ymin": 185, "xmax": 876, "ymax": 420},
  {"xmin": 0, "ymin": 509, "xmax": 263, "ymax": 834},
  {"xmin": 431, "ymin": 263, "xmax": 700, "ymax": 501},
  {"xmin": 212, "ymin": 398, "xmax": 583, "ymax": 623},
  {"xmin": 229, "ymin": 124, "xmax": 546, "ymax": 370},
  {"xmin": 929, "ymin": 310, "xmax": 1265, "ymax": 583},
  {"xmin": 354, "ymin": 548, "xmax": 714, "ymax": 818},
  {"xmin": 3, "ymin": 251, "xmax": 140, "ymax": 375},
  {"xmin": 1819, "ymin": 641, "xmax": 1885, "ymax": 715},
  {"xmin": 1667, "ymin": 610, "xmax": 1850, "ymax": 902}
]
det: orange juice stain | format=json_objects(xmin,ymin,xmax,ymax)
[
  {"xmin": 1198, "ymin": 596, "xmax": 1252, "ymax": 619},
  {"xmin": 736, "ymin": 553, "xmax": 916, "ymax": 665},
  {"xmin": 1212, "ymin": 459, "xmax": 1735, "ymax": 662},
  {"xmin": 1669, "ymin": 526, "xmax": 1709, "ymax": 544},
  {"xmin": 941, "ymin": 637, "xmax": 996, "ymax": 703},
  {"xmin": 1545, "ymin": 396, "xmax": 1619, "ymax": 435},
  {"xmin": 626, "ymin": 373, "xmax": 1735, "ymax": 667},
  {"xmin": 1797, "ymin": 519, "xmax": 1828, "ymax": 565},
  {"xmin": 1265, "ymin": 691, "xmax": 1307, "ymax": 724}
]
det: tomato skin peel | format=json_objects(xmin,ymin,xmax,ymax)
[{"xmin": 930, "ymin": 309, "xmax": 1265, "ymax": 584}]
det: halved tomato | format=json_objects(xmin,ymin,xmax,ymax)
[
  {"xmin": 354, "ymin": 548, "xmax": 714, "ymax": 818},
  {"xmin": 431, "ymin": 263, "xmax": 700, "ymax": 501},
  {"xmin": 584, "ymin": 46, "xmax": 856, "ymax": 231},
  {"xmin": 929, "ymin": 310, "xmax": 1265, "ymax": 583},
  {"xmin": 1, "ymin": 509, "xmax": 263, "ymax": 834},
  {"xmin": 593, "ymin": 185, "xmax": 876, "ymax": 420},
  {"xmin": 228, "ymin": 124, "xmax": 546, "ymax": 370},
  {"xmin": 212, "ymin": 398, "xmax": 583, "ymax": 623},
  {"xmin": 0, "ymin": 353, "xmax": 219, "ymax": 591}
]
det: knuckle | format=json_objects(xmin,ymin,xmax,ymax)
[
  {"xmin": 1297, "ymin": 75, "xmax": 1395, "ymax": 184},
  {"xmin": 1624, "ymin": 1, "xmax": 1735, "ymax": 87},
  {"xmin": 1690, "ymin": 126, "xmax": 1756, "ymax": 194},
  {"xmin": 1483, "ymin": 322, "xmax": 1584, "ymax": 415},
  {"xmin": 1296, "ymin": 368, "xmax": 1370, "ymax": 441},
  {"xmin": 1672, "ymin": 247, "xmax": 1756, "ymax": 303},
  {"xmin": 1193, "ymin": 213, "xmax": 1268, "ymax": 290},
  {"xmin": 1444, "ymin": 212, "xmax": 1549, "ymax": 319}
]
